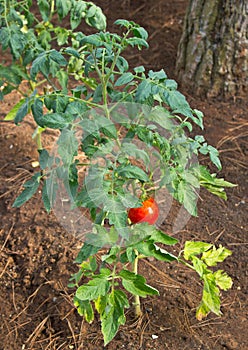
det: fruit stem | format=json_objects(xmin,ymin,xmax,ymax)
[{"xmin": 133, "ymin": 249, "xmax": 142, "ymax": 317}]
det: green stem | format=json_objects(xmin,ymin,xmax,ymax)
[
  {"xmin": 133, "ymin": 250, "xmax": 142, "ymax": 317},
  {"xmin": 49, "ymin": 0, "xmax": 55, "ymax": 21},
  {"xmin": 36, "ymin": 133, "xmax": 42, "ymax": 150}
]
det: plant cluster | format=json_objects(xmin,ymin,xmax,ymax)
[{"xmin": 1, "ymin": 0, "xmax": 235, "ymax": 345}]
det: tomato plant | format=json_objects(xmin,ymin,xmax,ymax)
[{"xmin": 1, "ymin": 0, "xmax": 236, "ymax": 346}]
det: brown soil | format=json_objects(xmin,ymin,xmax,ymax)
[{"xmin": 0, "ymin": 1, "xmax": 247, "ymax": 349}]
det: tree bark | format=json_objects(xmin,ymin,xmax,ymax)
[{"xmin": 176, "ymin": 0, "xmax": 248, "ymax": 98}]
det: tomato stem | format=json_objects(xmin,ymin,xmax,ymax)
[{"xmin": 133, "ymin": 249, "xmax": 142, "ymax": 317}]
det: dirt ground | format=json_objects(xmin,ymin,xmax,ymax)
[{"xmin": 0, "ymin": 0, "xmax": 247, "ymax": 349}]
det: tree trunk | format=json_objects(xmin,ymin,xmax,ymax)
[{"xmin": 176, "ymin": 0, "xmax": 248, "ymax": 98}]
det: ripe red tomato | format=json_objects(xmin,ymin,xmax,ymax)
[{"xmin": 128, "ymin": 198, "xmax": 159, "ymax": 225}]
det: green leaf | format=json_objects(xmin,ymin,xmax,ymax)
[
  {"xmin": 56, "ymin": 0, "xmax": 71, "ymax": 20},
  {"xmin": 134, "ymin": 65, "xmax": 145, "ymax": 74},
  {"xmin": 49, "ymin": 49, "xmax": 67, "ymax": 66},
  {"xmin": 115, "ymin": 72, "xmax": 134, "ymax": 86},
  {"xmin": 135, "ymin": 79, "xmax": 152, "ymax": 102},
  {"xmin": 76, "ymin": 277, "xmax": 110, "ymax": 301},
  {"xmin": 177, "ymin": 180, "xmax": 198, "ymax": 216},
  {"xmin": 38, "ymin": 0, "xmax": 50, "ymax": 21},
  {"xmin": 13, "ymin": 173, "xmax": 41, "ymax": 207},
  {"xmin": 108, "ymin": 211, "xmax": 128, "ymax": 229},
  {"xmin": 184, "ymin": 241, "xmax": 213, "ymax": 260},
  {"xmin": 200, "ymin": 274, "xmax": 221, "ymax": 317},
  {"xmin": 85, "ymin": 4, "xmax": 107, "ymax": 31},
  {"xmin": 196, "ymin": 300, "xmax": 211, "ymax": 321},
  {"xmin": 57, "ymin": 129, "xmax": 78, "ymax": 166},
  {"xmin": 4, "ymin": 99, "xmax": 26, "ymax": 121},
  {"xmin": 30, "ymin": 50, "xmax": 67, "ymax": 80},
  {"xmin": 120, "ymin": 269, "xmax": 159, "ymax": 297},
  {"xmin": 73, "ymin": 297, "xmax": 94, "ymax": 323},
  {"xmin": 207, "ymin": 145, "xmax": 222, "ymax": 170},
  {"xmin": 101, "ymin": 290, "xmax": 129, "ymax": 346},
  {"xmin": 149, "ymin": 228, "xmax": 178, "ymax": 245},
  {"xmin": 56, "ymin": 70, "xmax": 68, "ymax": 91},
  {"xmin": 121, "ymin": 143, "xmax": 150, "ymax": 169},
  {"xmin": 64, "ymin": 47, "xmax": 80, "ymax": 58},
  {"xmin": 126, "ymin": 37, "xmax": 149, "ymax": 49},
  {"xmin": 37, "ymin": 112, "xmax": 73, "ymax": 129},
  {"xmin": 80, "ymin": 33, "xmax": 103, "ymax": 47},
  {"xmin": 192, "ymin": 109, "xmax": 204, "ymax": 129},
  {"xmin": 196, "ymin": 166, "xmax": 236, "ymax": 200},
  {"xmin": 117, "ymin": 164, "xmax": 149, "ymax": 182},
  {"xmin": 135, "ymin": 241, "xmax": 177, "ymax": 262},
  {"xmin": 38, "ymin": 149, "xmax": 52, "ymax": 169},
  {"xmin": 70, "ymin": 0, "xmax": 87, "ymax": 29},
  {"xmin": 149, "ymin": 106, "xmax": 174, "ymax": 131},
  {"xmin": 213, "ymin": 270, "xmax": 233, "ymax": 291},
  {"xmin": 191, "ymin": 256, "xmax": 210, "ymax": 277},
  {"xmin": 114, "ymin": 19, "xmax": 132, "ymax": 28},
  {"xmin": 14, "ymin": 95, "xmax": 33, "ymax": 124},
  {"xmin": 202, "ymin": 245, "xmax": 232, "ymax": 266},
  {"xmin": 132, "ymin": 26, "xmax": 148, "ymax": 40},
  {"xmin": 163, "ymin": 90, "xmax": 192, "ymax": 118},
  {"xmin": 41, "ymin": 181, "xmax": 51, "ymax": 212},
  {"xmin": 75, "ymin": 243, "xmax": 101, "ymax": 264}
]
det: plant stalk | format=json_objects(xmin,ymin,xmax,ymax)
[{"xmin": 133, "ymin": 250, "xmax": 142, "ymax": 317}]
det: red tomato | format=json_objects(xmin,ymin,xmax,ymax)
[{"xmin": 128, "ymin": 198, "xmax": 159, "ymax": 225}]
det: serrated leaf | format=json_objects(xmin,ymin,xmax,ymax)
[
  {"xmin": 149, "ymin": 228, "xmax": 178, "ymax": 245},
  {"xmin": 108, "ymin": 211, "xmax": 128, "ymax": 229},
  {"xmin": 132, "ymin": 26, "xmax": 148, "ymax": 40},
  {"xmin": 134, "ymin": 65, "xmax": 145, "ymax": 74},
  {"xmin": 101, "ymin": 290, "xmax": 129, "ymax": 346},
  {"xmin": 74, "ymin": 297, "xmax": 94, "ymax": 323},
  {"xmin": 80, "ymin": 33, "xmax": 103, "ymax": 47},
  {"xmin": 57, "ymin": 129, "xmax": 78, "ymax": 166},
  {"xmin": 85, "ymin": 5, "xmax": 106, "ymax": 30},
  {"xmin": 201, "ymin": 274, "xmax": 221, "ymax": 316},
  {"xmin": 14, "ymin": 96, "xmax": 30, "ymax": 124},
  {"xmin": 208, "ymin": 145, "xmax": 222, "ymax": 170},
  {"xmin": 115, "ymin": 72, "xmax": 134, "ymax": 86},
  {"xmin": 117, "ymin": 164, "xmax": 149, "ymax": 182},
  {"xmin": 76, "ymin": 277, "xmax": 110, "ymax": 301},
  {"xmin": 196, "ymin": 300, "xmax": 211, "ymax": 321},
  {"xmin": 202, "ymin": 245, "xmax": 232, "ymax": 266},
  {"xmin": 120, "ymin": 143, "xmax": 150, "ymax": 169},
  {"xmin": 75, "ymin": 243, "xmax": 101, "ymax": 264},
  {"xmin": 38, "ymin": 112, "xmax": 73, "ymax": 129},
  {"xmin": 4, "ymin": 99, "xmax": 26, "ymax": 121},
  {"xmin": 126, "ymin": 37, "xmax": 149, "ymax": 48},
  {"xmin": 70, "ymin": 0, "xmax": 87, "ymax": 29},
  {"xmin": 149, "ymin": 106, "xmax": 174, "ymax": 131},
  {"xmin": 135, "ymin": 79, "xmax": 152, "ymax": 102},
  {"xmin": 38, "ymin": 149, "xmax": 51, "ymax": 169},
  {"xmin": 191, "ymin": 256, "xmax": 210, "ymax": 277},
  {"xmin": 177, "ymin": 180, "xmax": 198, "ymax": 216},
  {"xmin": 56, "ymin": 0, "xmax": 71, "ymax": 19},
  {"xmin": 95, "ymin": 294, "xmax": 107, "ymax": 315},
  {"xmin": 135, "ymin": 241, "xmax": 177, "ymax": 262},
  {"xmin": 192, "ymin": 109, "xmax": 204, "ymax": 129},
  {"xmin": 64, "ymin": 47, "xmax": 80, "ymax": 58},
  {"xmin": 30, "ymin": 50, "xmax": 67, "ymax": 80},
  {"xmin": 38, "ymin": 0, "xmax": 50, "ymax": 21},
  {"xmin": 163, "ymin": 90, "xmax": 192, "ymax": 118},
  {"xmin": 213, "ymin": 270, "xmax": 233, "ymax": 291},
  {"xmin": 120, "ymin": 270, "xmax": 159, "ymax": 297},
  {"xmin": 184, "ymin": 241, "xmax": 213, "ymax": 260},
  {"xmin": 13, "ymin": 173, "xmax": 41, "ymax": 207}
]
